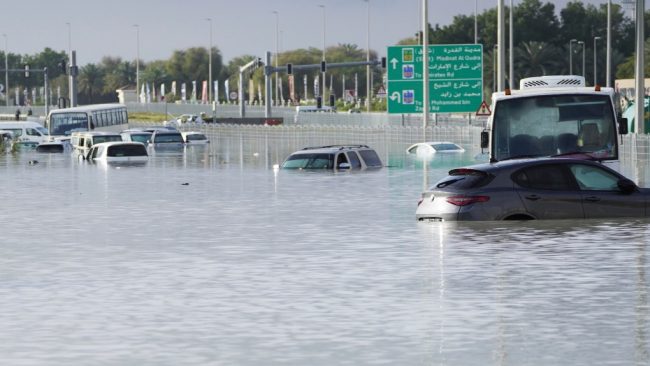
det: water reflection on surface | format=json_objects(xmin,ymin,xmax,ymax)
[{"xmin": 0, "ymin": 146, "xmax": 649, "ymax": 365}]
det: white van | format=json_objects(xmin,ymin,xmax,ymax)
[
  {"xmin": 0, "ymin": 122, "xmax": 49, "ymax": 143},
  {"xmin": 71, "ymin": 131, "xmax": 123, "ymax": 154}
]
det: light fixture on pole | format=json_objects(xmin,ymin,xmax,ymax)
[
  {"xmin": 319, "ymin": 4, "xmax": 326, "ymax": 101},
  {"xmin": 3, "ymin": 34, "xmax": 8, "ymax": 107},
  {"xmin": 578, "ymin": 40, "xmax": 585, "ymax": 78},
  {"xmin": 66, "ymin": 22, "xmax": 71, "ymax": 59},
  {"xmin": 206, "ymin": 18, "xmax": 212, "ymax": 103},
  {"xmin": 364, "ymin": 0, "xmax": 370, "ymax": 112},
  {"xmin": 273, "ymin": 11, "xmax": 279, "ymax": 106},
  {"xmin": 569, "ymin": 39, "xmax": 577, "ymax": 75},
  {"xmin": 133, "ymin": 24, "xmax": 140, "ymax": 103},
  {"xmin": 593, "ymin": 36, "xmax": 601, "ymax": 86},
  {"xmin": 474, "ymin": 0, "xmax": 478, "ymax": 44}
]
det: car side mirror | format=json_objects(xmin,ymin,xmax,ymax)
[
  {"xmin": 618, "ymin": 114, "xmax": 628, "ymax": 135},
  {"xmin": 338, "ymin": 162, "xmax": 351, "ymax": 170},
  {"xmin": 480, "ymin": 131, "xmax": 489, "ymax": 149},
  {"xmin": 618, "ymin": 178, "xmax": 637, "ymax": 194}
]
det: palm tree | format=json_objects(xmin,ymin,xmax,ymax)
[
  {"xmin": 514, "ymin": 41, "xmax": 562, "ymax": 79},
  {"xmin": 78, "ymin": 64, "xmax": 104, "ymax": 103}
]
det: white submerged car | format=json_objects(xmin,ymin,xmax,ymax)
[
  {"xmin": 406, "ymin": 141, "xmax": 465, "ymax": 156},
  {"xmin": 182, "ymin": 131, "xmax": 210, "ymax": 145},
  {"xmin": 85, "ymin": 142, "xmax": 148, "ymax": 163}
]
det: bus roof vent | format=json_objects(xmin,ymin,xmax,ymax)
[{"xmin": 519, "ymin": 75, "xmax": 585, "ymax": 90}]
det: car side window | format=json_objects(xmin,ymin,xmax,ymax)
[
  {"xmin": 26, "ymin": 128, "xmax": 39, "ymax": 136},
  {"xmin": 347, "ymin": 152, "xmax": 362, "ymax": 169},
  {"xmin": 513, "ymin": 164, "xmax": 574, "ymax": 190},
  {"xmin": 569, "ymin": 164, "xmax": 620, "ymax": 191},
  {"xmin": 336, "ymin": 153, "xmax": 348, "ymax": 167}
]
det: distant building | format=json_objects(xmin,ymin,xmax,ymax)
[{"xmin": 116, "ymin": 86, "xmax": 137, "ymax": 104}]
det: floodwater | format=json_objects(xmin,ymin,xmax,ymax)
[{"xmin": 1, "ymin": 144, "xmax": 649, "ymax": 366}]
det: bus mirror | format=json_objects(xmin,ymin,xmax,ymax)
[
  {"xmin": 618, "ymin": 116, "xmax": 628, "ymax": 135},
  {"xmin": 480, "ymin": 131, "xmax": 489, "ymax": 148}
]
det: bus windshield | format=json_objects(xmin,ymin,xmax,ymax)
[
  {"xmin": 492, "ymin": 94, "xmax": 617, "ymax": 161},
  {"xmin": 50, "ymin": 112, "xmax": 88, "ymax": 135}
]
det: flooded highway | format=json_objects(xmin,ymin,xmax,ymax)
[{"xmin": 0, "ymin": 144, "xmax": 648, "ymax": 365}]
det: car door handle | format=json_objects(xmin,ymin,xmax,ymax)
[
  {"xmin": 584, "ymin": 196, "xmax": 601, "ymax": 202},
  {"xmin": 525, "ymin": 194, "xmax": 541, "ymax": 201}
]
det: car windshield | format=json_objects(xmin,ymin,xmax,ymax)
[
  {"xmin": 129, "ymin": 133, "xmax": 151, "ymax": 143},
  {"xmin": 36, "ymin": 126, "xmax": 50, "ymax": 135},
  {"xmin": 492, "ymin": 94, "xmax": 617, "ymax": 161},
  {"xmin": 282, "ymin": 153, "xmax": 334, "ymax": 169}
]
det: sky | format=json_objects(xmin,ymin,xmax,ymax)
[{"xmin": 0, "ymin": 0, "xmax": 634, "ymax": 66}]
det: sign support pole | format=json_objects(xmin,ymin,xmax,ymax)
[{"xmin": 422, "ymin": 0, "xmax": 429, "ymax": 135}]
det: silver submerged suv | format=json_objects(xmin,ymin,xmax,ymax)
[{"xmin": 281, "ymin": 145, "xmax": 383, "ymax": 170}]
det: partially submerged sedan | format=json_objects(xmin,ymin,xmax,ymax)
[
  {"xmin": 416, "ymin": 157, "xmax": 647, "ymax": 221},
  {"xmin": 86, "ymin": 142, "xmax": 148, "ymax": 163}
]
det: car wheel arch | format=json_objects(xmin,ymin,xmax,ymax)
[{"xmin": 502, "ymin": 213, "xmax": 536, "ymax": 220}]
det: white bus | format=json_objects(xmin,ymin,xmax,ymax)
[
  {"xmin": 482, "ymin": 75, "xmax": 628, "ymax": 172},
  {"xmin": 45, "ymin": 103, "xmax": 129, "ymax": 137}
]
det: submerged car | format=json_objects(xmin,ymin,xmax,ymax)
[
  {"xmin": 182, "ymin": 131, "xmax": 210, "ymax": 145},
  {"xmin": 85, "ymin": 142, "xmax": 148, "ymax": 163},
  {"xmin": 406, "ymin": 141, "xmax": 465, "ymax": 156},
  {"xmin": 416, "ymin": 157, "xmax": 647, "ymax": 221},
  {"xmin": 121, "ymin": 130, "xmax": 153, "ymax": 144},
  {"xmin": 281, "ymin": 145, "xmax": 383, "ymax": 170},
  {"xmin": 149, "ymin": 130, "xmax": 185, "ymax": 148}
]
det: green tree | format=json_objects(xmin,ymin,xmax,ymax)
[{"xmin": 78, "ymin": 63, "xmax": 104, "ymax": 103}]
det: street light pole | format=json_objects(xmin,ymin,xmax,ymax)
[
  {"xmin": 273, "ymin": 11, "xmax": 279, "ymax": 106},
  {"xmin": 365, "ymin": 0, "xmax": 370, "ymax": 112},
  {"xmin": 569, "ymin": 39, "xmax": 577, "ymax": 75},
  {"xmin": 578, "ymin": 40, "xmax": 585, "ymax": 78},
  {"xmin": 593, "ymin": 36, "xmax": 601, "ymax": 86},
  {"xmin": 474, "ymin": 0, "xmax": 478, "ymax": 44},
  {"xmin": 509, "ymin": 0, "xmax": 514, "ymax": 88},
  {"xmin": 134, "ymin": 24, "xmax": 140, "ymax": 103},
  {"xmin": 319, "ymin": 4, "xmax": 326, "ymax": 102},
  {"xmin": 206, "ymin": 18, "xmax": 212, "ymax": 103},
  {"xmin": 606, "ymin": 0, "xmax": 612, "ymax": 87},
  {"xmin": 3, "ymin": 34, "xmax": 8, "ymax": 107}
]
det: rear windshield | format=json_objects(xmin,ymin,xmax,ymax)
[
  {"xmin": 434, "ymin": 169, "xmax": 493, "ymax": 190},
  {"xmin": 282, "ymin": 153, "xmax": 334, "ymax": 169},
  {"xmin": 154, "ymin": 133, "xmax": 183, "ymax": 143},
  {"xmin": 107, "ymin": 144, "xmax": 148, "ymax": 157},
  {"xmin": 186, "ymin": 134, "xmax": 207, "ymax": 141},
  {"xmin": 358, "ymin": 150, "xmax": 383, "ymax": 167},
  {"xmin": 94, "ymin": 135, "xmax": 122, "ymax": 144}
]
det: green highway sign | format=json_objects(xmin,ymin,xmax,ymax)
[{"xmin": 386, "ymin": 44, "xmax": 483, "ymax": 114}]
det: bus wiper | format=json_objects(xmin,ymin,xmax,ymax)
[
  {"xmin": 551, "ymin": 150, "xmax": 596, "ymax": 158},
  {"xmin": 499, "ymin": 154, "xmax": 545, "ymax": 161}
]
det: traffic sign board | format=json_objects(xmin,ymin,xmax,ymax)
[
  {"xmin": 386, "ymin": 44, "xmax": 483, "ymax": 114},
  {"xmin": 476, "ymin": 100, "xmax": 491, "ymax": 116}
]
